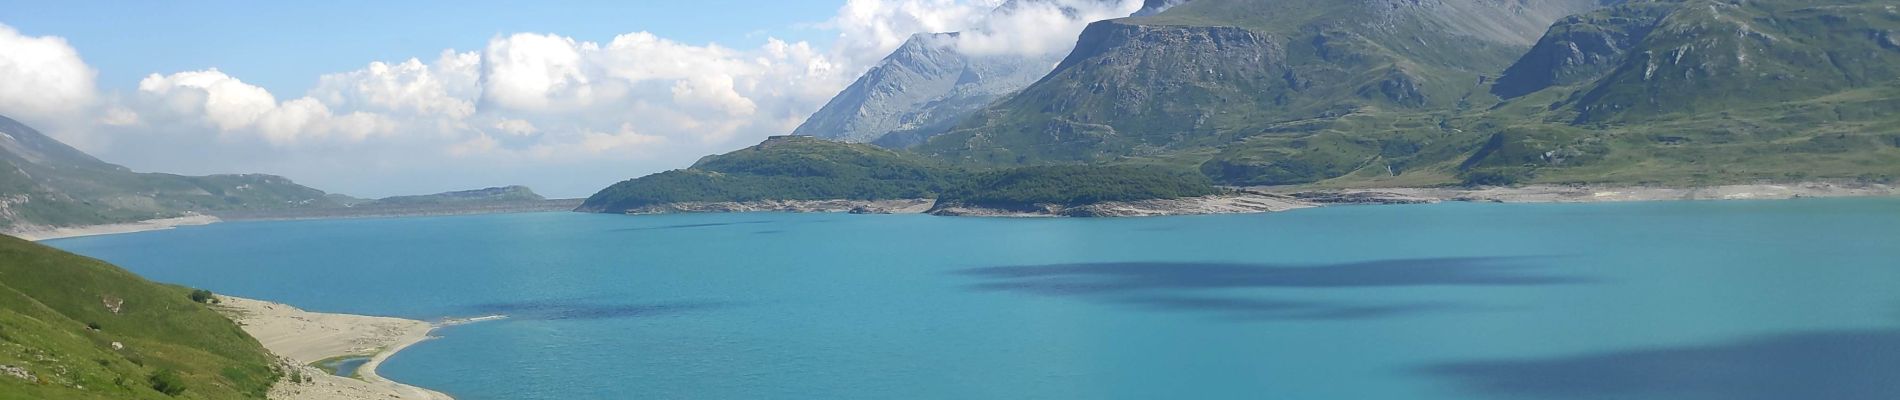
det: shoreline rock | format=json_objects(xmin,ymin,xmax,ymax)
[
  {"xmin": 586, "ymin": 181, "xmax": 1900, "ymax": 219},
  {"xmin": 928, "ymin": 191, "xmax": 1316, "ymax": 217},
  {"xmin": 1276, "ymin": 182, "xmax": 1900, "ymax": 204},
  {"xmin": 608, "ymin": 199, "xmax": 937, "ymax": 215},
  {"xmin": 5, "ymin": 214, "xmax": 221, "ymax": 242}
]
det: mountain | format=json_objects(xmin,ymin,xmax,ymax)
[
  {"xmin": 793, "ymin": 32, "xmax": 1062, "ymax": 147},
  {"xmin": 0, "ymin": 114, "xmax": 340, "ymax": 231},
  {"xmin": 0, "ymin": 235, "xmax": 278, "ymax": 399},
  {"xmin": 795, "ymin": 0, "xmax": 1165, "ymax": 147},
  {"xmin": 575, "ymin": 135, "xmax": 1223, "ymax": 215},
  {"xmin": 360, "ymin": 185, "xmax": 545, "ymax": 207},
  {"xmin": 578, "ymin": 135, "xmax": 957, "ymax": 213},
  {"xmin": 1500, "ymin": 0, "xmax": 1900, "ymax": 123},
  {"xmin": 589, "ymin": 0, "xmax": 1900, "ymax": 214},
  {"xmin": 917, "ymin": 0, "xmax": 1609, "ymax": 165},
  {"xmin": 1449, "ymin": 0, "xmax": 1900, "ymax": 185}
]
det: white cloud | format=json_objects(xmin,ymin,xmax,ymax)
[
  {"xmin": 954, "ymin": 0, "xmax": 1143, "ymax": 57},
  {"xmin": 824, "ymin": 0, "xmax": 1001, "ymax": 65},
  {"xmin": 0, "ymin": 24, "xmax": 97, "ymax": 119},
  {"xmin": 0, "ymin": 23, "xmax": 105, "ymax": 148},
  {"xmin": 493, "ymin": 119, "xmax": 537, "ymax": 136},
  {"xmin": 310, "ymin": 51, "xmax": 479, "ymax": 119},
  {"xmin": 0, "ymin": 1, "xmax": 1141, "ymax": 197},
  {"xmin": 479, "ymin": 33, "xmax": 598, "ymax": 112},
  {"xmin": 135, "ymin": 69, "xmax": 394, "ymax": 146}
]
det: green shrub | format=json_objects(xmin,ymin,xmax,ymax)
[
  {"xmin": 188, "ymin": 289, "xmax": 215, "ymax": 304},
  {"xmin": 149, "ymin": 369, "xmax": 187, "ymax": 396}
]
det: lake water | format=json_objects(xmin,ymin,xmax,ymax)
[{"xmin": 46, "ymin": 199, "xmax": 1900, "ymax": 399}]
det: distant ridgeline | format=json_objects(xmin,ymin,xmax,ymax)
[
  {"xmin": 0, "ymin": 235, "xmax": 279, "ymax": 399},
  {"xmin": 584, "ymin": 0, "xmax": 1900, "ymax": 211},
  {"xmin": 0, "ymin": 115, "xmax": 341, "ymax": 232},
  {"xmin": 577, "ymin": 136, "xmax": 1223, "ymax": 213},
  {"xmin": 0, "ymin": 113, "xmax": 573, "ymax": 231}
]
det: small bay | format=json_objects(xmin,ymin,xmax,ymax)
[{"xmin": 47, "ymin": 198, "xmax": 1900, "ymax": 399}]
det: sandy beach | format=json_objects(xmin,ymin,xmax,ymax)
[
  {"xmin": 5, "ymin": 214, "xmax": 220, "ymax": 241},
  {"xmin": 216, "ymin": 297, "xmax": 457, "ymax": 400}
]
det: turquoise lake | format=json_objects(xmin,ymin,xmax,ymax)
[{"xmin": 46, "ymin": 199, "xmax": 1900, "ymax": 399}]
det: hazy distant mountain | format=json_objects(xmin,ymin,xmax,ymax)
[
  {"xmin": 0, "ymin": 114, "xmax": 340, "ymax": 231},
  {"xmin": 792, "ymin": 32, "xmax": 1061, "ymax": 147},
  {"xmin": 361, "ymin": 185, "xmax": 546, "ymax": 207},
  {"xmin": 794, "ymin": 0, "xmax": 1154, "ymax": 147}
]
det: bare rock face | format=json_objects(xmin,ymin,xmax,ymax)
[{"xmin": 1, "ymin": 365, "xmax": 33, "ymax": 382}]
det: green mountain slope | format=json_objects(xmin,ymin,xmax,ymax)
[
  {"xmin": 0, "ymin": 236, "xmax": 278, "ymax": 399},
  {"xmin": 576, "ymin": 135, "xmax": 1229, "ymax": 212},
  {"xmin": 361, "ymin": 185, "xmax": 545, "ymax": 207},
  {"xmin": 577, "ymin": 136, "xmax": 957, "ymax": 212},
  {"xmin": 903, "ymin": 0, "xmax": 1900, "ymax": 188},
  {"xmin": 1450, "ymin": 0, "xmax": 1900, "ymax": 185},
  {"xmin": 917, "ymin": 0, "xmax": 1606, "ymax": 165},
  {"xmin": 1505, "ymin": 0, "xmax": 1900, "ymax": 123},
  {"xmin": 0, "ymin": 115, "xmax": 340, "ymax": 231}
]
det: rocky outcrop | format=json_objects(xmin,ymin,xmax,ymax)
[
  {"xmin": 1, "ymin": 365, "xmax": 33, "ymax": 382},
  {"xmin": 1288, "ymin": 191, "xmax": 1439, "ymax": 205},
  {"xmin": 1493, "ymin": 3, "xmax": 1675, "ymax": 99}
]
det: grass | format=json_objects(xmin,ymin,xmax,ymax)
[{"xmin": 0, "ymin": 235, "xmax": 278, "ymax": 399}]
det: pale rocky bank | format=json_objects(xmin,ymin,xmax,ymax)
[
  {"xmin": 603, "ymin": 198, "xmax": 937, "ymax": 215},
  {"xmin": 928, "ymin": 191, "xmax": 1314, "ymax": 217},
  {"xmin": 5, "ymin": 215, "xmax": 220, "ymax": 241},
  {"xmin": 215, "ymin": 297, "xmax": 455, "ymax": 400}
]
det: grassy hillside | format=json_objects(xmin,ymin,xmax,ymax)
[
  {"xmin": 0, "ymin": 236, "xmax": 278, "ymax": 399},
  {"xmin": 578, "ymin": 136, "xmax": 1241, "ymax": 212},
  {"xmin": 578, "ymin": 136, "xmax": 959, "ymax": 212}
]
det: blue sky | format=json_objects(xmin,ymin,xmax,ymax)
[
  {"xmin": 0, "ymin": 0, "xmax": 1140, "ymax": 197},
  {"xmin": 4, "ymin": 1, "xmax": 839, "ymax": 95}
]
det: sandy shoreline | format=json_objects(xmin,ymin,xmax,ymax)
[
  {"xmin": 928, "ymin": 191, "xmax": 1314, "ymax": 217},
  {"xmin": 6, "ymin": 215, "xmax": 220, "ymax": 241},
  {"xmin": 216, "ymin": 297, "xmax": 460, "ymax": 400},
  {"xmin": 1275, "ymin": 182, "xmax": 1900, "ymax": 205}
]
